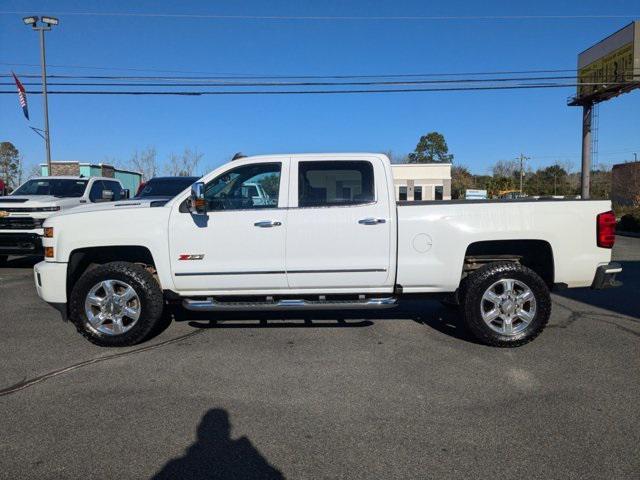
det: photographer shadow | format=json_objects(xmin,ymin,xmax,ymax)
[{"xmin": 153, "ymin": 408, "xmax": 284, "ymax": 480}]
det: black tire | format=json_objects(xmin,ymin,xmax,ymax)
[
  {"xmin": 0, "ymin": 255, "xmax": 7, "ymax": 266},
  {"xmin": 460, "ymin": 262, "xmax": 551, "ymax": 347},
  {"xmin": 69, "ymin": 261, "xmax": 164, "ymax": 347}
]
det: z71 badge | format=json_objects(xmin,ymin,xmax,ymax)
[{"xmin": 178, "ymin": 254, "xmax": 205, "ymax": 261}]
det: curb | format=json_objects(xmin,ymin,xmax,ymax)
[{"xmin": 617, "ymin": 231, "xmax": 640, "ymax": 238}]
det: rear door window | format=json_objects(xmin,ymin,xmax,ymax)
[{"xmin": 298, "ymin": 161, "xmax": 374, "ymax": 207}]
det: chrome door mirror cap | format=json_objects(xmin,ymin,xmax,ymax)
[{"xmin": 188, "ymin": 182, "xmax": 207, "ymax": 215}]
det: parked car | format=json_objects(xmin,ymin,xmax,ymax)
[
  {"xmin": 34, "ymin": 154, "xmax": 621, "ymax": 347},
  {"xmin": 134, "ymin": 176, "xmax": 200, "ymax": 201},
  {"xmin": 0, "ymin": 176, "xmax": 126, "ymax": 263}
]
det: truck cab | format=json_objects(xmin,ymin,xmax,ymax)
[{"xmin": 0, "ymin": 176, "xmax": 126, "ymax": 262}]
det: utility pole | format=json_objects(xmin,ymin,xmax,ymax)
[
  {"xmin": 22, "ymin": 16, "xmax": 58, "ymax": 174},
  {"xmin": 517, "ymin": 153, "xmax": 529, "ymax": 195}
]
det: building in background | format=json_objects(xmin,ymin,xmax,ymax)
[
  {"xmin": 391, "ymin": 163, "xmax": 451, "ymax": 201},
  {"xmin": 611, "ymin": 161, "xmax": 640, "ymax": 206},
  {"xmin": 40, "ymin": 161, "xmax": 142, "ymax": 193}
]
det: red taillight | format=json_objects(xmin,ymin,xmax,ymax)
[{"xmin": 597, "ymin": 211, "xmax": 616, "ymax": 248}]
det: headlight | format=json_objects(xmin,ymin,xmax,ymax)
[{"xmin": 36, "ymin": 206, "xmax": 61, "ymax": 212}]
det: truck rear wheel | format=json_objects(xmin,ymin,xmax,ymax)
[
  {"xmin": 460, "ymin": 262, "xmax": 550, "ymax": 347},
  {"xmin": 69, "ymin": 261, "xmax": 164, "ymax": 347}
]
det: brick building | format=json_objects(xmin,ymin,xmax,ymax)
[
  {"xmin": 40, "ymin": 161, "xmax": 142, "ymax": 194},
  {"xmin": 611, "ymin": 161, "xmax": 640, "ymax": 206}
]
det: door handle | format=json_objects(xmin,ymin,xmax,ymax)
[
  {"xmin": 254, "ymin": 220, "xmax": 282, "ymax": 228},
  {"xmin": 358, "ymin": 218, "xmax": 386, "ymax": 225}
]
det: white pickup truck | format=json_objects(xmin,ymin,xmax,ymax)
[
  {"xmin": 33, "ymin": 154, "xmax": 621, "ymax": 347},
  {"xmin": 0, "ymin": 176, "xmax": 127, "ymax": 263}
]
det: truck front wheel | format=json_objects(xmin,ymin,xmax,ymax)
[
  {"xmin": 460, "ymin": 262, "xmax": 551, "ymax": 347},
  {"xmin": 69, "ymin": 261, "xmax": 164, "ymax": 347}
]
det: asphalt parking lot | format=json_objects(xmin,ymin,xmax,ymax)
[{"xmin": 1, "ymin": 236, "xmax": 638, "ymax": 479}]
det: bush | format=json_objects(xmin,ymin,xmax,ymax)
[{"xmin": 618, "ymin": 209, "xmax": 640, "ymax": 232}]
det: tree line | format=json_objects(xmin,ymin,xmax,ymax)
[
  {"xmin": 387, "ymin": 131, "xmax": 613, "ymax": 200},
  {"xmin": 451, "ymin": 162, "xmax": 612, "ymax": 200}
]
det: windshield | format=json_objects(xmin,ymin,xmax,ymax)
[
  {"xmin": 12, "ymin": 179, "xmax": 88, "ymax": 198},
  {"xmin": 135, "ymin": 177, "xmax": 198, "ymax": 198}
]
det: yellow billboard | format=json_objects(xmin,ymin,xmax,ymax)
[
  {"xmin": 575, "ymin": 21, "xmax": 639, "ymax": 102},
  {"xmin": 578, "ymin": 42, "xmax": 634, "ymax": 98}
]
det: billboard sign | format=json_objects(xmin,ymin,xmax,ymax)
[{"xmin": 573, "ymin": 21, "xmax": 640, "ymax": 104}]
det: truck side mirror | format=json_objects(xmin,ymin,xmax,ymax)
[
  {"xmin": 101, "ymin": 190, "xmax": 115, "ymax": 202},
  {"xmin": 122, "ymin": 189, "xmax": 130, "ymax": 199},
  {"xmin": 188, "ymin": 182, "xmax": 207, "ymax": 215}
]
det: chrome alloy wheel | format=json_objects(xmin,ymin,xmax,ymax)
[
  {"xmin": 480, "ymin": 278, "xmax": 537, "ymax": 336},
  {"xmin": 84, "ymin": 279, "xmax": 141, "ymax": 335}
]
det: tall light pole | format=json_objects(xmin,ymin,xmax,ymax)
[{"xmin": 22, "ymin": 15, "xmax": 58, "ymax": 174}]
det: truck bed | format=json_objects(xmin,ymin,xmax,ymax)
[{"xmin": 396, "ymin": 199, "xmax": 612, "ymax": 293}]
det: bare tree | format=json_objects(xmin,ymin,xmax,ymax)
[
  {"xmin": 383, "ymin": 150, "xmax": 409, "ymax": 164},
  {"xmin": 557, "ymin": 159, "xmax": 575, "ymax": 174},
  {"xmin": 128, "ymin": 147, "xmax": 158, "ymax": 180},
  {"xmin": 491, "ymin": 159, "xmax": 521, "ymax": 178},
  {"xmin": 26, "ymin": 163, "xmax": 41, "ymax": 180},
  {"xmin": 164, "ymin": 153, "xmax": 183, "ymax": 176},
  {"xmin": 164, "ymin": 148, "xmax": 204, "ymax": 177}
]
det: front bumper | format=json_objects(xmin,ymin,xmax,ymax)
[
  {"xmin": 0, "ymin": 232, "xmax": 43, "ymax": 256},
  {"xmin": 591, "ymin": 262, "xmax": 623, "ymax": 289},
  {"xmin": 34, "ymin": 261, "xmax": 68, "ymax": 319}
]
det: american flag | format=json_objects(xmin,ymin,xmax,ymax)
[{"xmin": 11, "ymin": 72, "xmax": 29, "ymax": 120}]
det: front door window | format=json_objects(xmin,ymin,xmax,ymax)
[{"xmin": 205, "ymin": 163, "xmax": 281, "ymax": 211}]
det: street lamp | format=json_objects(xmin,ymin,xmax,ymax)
[{"xmin": 22, "ymin": 15, "xmax": 58, "ymax": 173}]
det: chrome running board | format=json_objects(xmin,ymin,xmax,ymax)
[{"xmin": 182, "ymin": 297, "xmax": 398, "ymax": 312}]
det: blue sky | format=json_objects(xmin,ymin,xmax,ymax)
[{"xmin": 1, "ymin": 0, "xmax": 639, "ymax": 175}]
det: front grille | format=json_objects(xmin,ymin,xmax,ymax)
[
  {"xmin": 0, "ymin": 207, "xmax": 41, "ymax": 212},
  {"xmin": 0, "ymin": 217, "xmax": 43, "ymax": 230},
  {"xmin": 0, "ymin": 233, "xmax": 42, "ymax": 253}
]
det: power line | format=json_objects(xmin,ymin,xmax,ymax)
[
  {"xmin": 1, "ymin": 11, "xmax": 638, "ymax": 21},
  {"xmin": 3, "ymin": 81, "xmax": 633, "ymax": 89},
  {"xmin": 0, "ymin": 63, "xmax": 581, "ymax": 79},
  {"xmin": 0, "ymin": 75, "xmax": 581, "ymax": 87},
  {"xmin": 0, "ymin": 83, "xmax": 617, "ymax": 96}
]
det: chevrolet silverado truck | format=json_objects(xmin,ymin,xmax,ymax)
[
  {"xmin": 33, "ymin": 154, "xmax": 621, "ymax": 347},
  {"xmin": 0, "ymin": 176, "xmax": 126, "ymax": 263}
]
